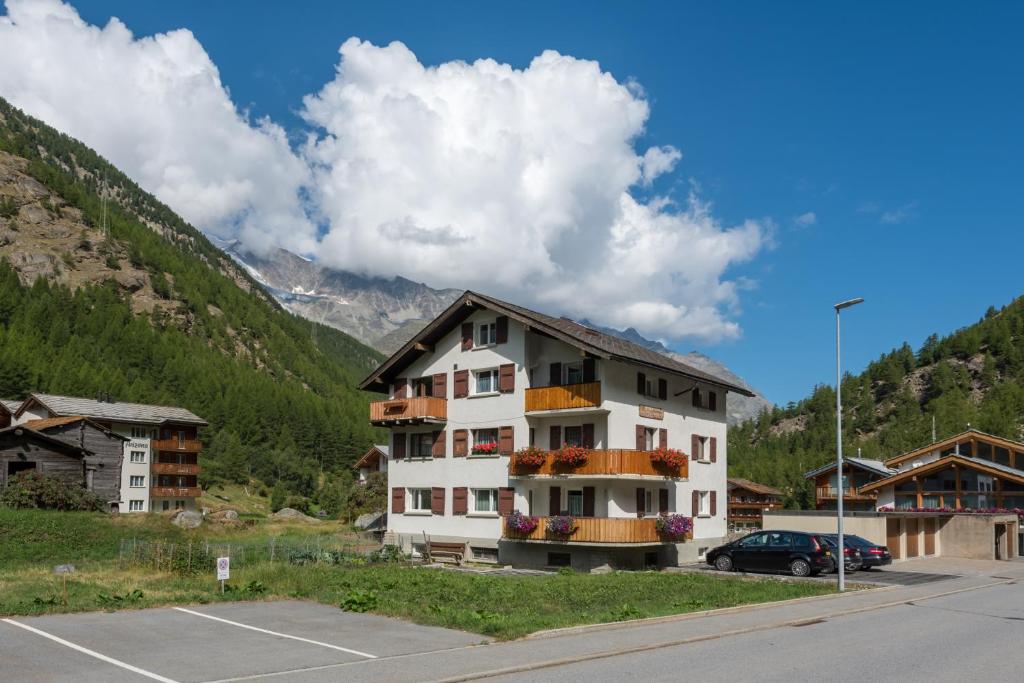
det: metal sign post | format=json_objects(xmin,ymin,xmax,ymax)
[{"xmin": 217, "ymin": 556, "xmax": 230, "ymax": 593}]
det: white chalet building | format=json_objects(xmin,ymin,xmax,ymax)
[{"xmin": 361, "ymin": 292, "xmax": 753, "ymax": 570}]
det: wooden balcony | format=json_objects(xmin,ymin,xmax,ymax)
[
  {"xmin": 370, "ymin": 396, "xmax": 447, "ymax": 426},
  {"xmin": 816, "ymin": 486, "xmax": 877, "ymax": 501},
  {"xmin": 151, "ymin": 486, "xmax": 201, "ymax": 498},
  {"xmin": 509, "ymin": 449, "xmax": 687, "ymax": 479},
  {"xmin": 504, "ymin": 516, "xmax": 676, "ymax": 544},
  {"xmin": 152, "ymin": 438, "xmax": 202, "ymax": 453},
  {"xmin": 151, "ymin": 462, "xmax": 201, "ymax": 476},
  {"xmin": 524, "ymin": 382, "xmax": 602, "ymax": 413}
]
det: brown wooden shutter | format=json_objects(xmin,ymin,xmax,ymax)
[
  {"xmin": 582, "ymin": 486, "xmax": 595, "ymax": 517},
  {"xmin": 549, "ymin": 362, "xmax": 562, "ymax": 386},
  {"xmin": 461, "ymin": 322, "xmax": 474, "ymax": 350},
  {"xmin": 431, "ymin": 487, "xmax": 445, "ymax": 515},
  {"xmin": 453, "ymin": 370, "xmax": 469, "ymax": 398},
  {"xmin": 691, "ymin": 434, "xmax": 699, "ymax": 461},
  {"xmin": 582, "ymin": 357, "xmax": 596, "ymax": 383},
  {"xmin": 658, "ymin": 378, "xmax": 667, "ymax": 400},
  {"xmin": 549, "ymin": 425, "xmax": 562, "ymax": 450},
  {"xmin": 453, "ymin": 429, "xmax": 468, "ymax": 457},
  {"xmin": 394, "ymin": 378, "xmax": 407, "ymax": 399},
  {"xmin": 391, "ymin": 487, "xmax": 405, "ymax": 514},
  {"xmin": 636, "ymin": 424, "xmax": 646, "ymax": 451},
  {"xmin": 432, "ymin": 373, "xmax": 447, "ymax": 399},
  {"xmin": 495, "ymin": 316, "xmax": 508, "ymax": 344},
  {"xmin": 582, "ymin": 423, "xmax": 595, "ymax": 449},
  {"xmin": 393, "ymin": 432, "xmax": 407, "ymax": 460},
  {"xmin": 498, "ymin": 363, "xmax": 515, "ymax": 392},
  {"xmin": 710, "ymin": 437, "xmax": 718, "ymax": 463},
  {"xmin": 637, "ymin": 372, "xmax": 646, "ymax": 395},
  {"xmin": 636, "ymin": 487, "xmax": 646, "ymax": 517},
  {"xmin": 710, "ymin": 490, "xmax": 718, "ymax": 517},
  {"xmin": 498, "ymin": 426, "xmax": 514, "ymax": 455},
  {"xmin": 692, "ymin": 490, "xmax": 699, "ymax": 516},
  {"xmin": 658, "ymin": 428, "xmax": 668, "ymax": 449},
  {"xmin": 659, "ymin": 488, "xmax": 669, "ymax": 514},
  {"xmin": 549, "ymin": 486, "xmax": 561, "ymax": 515},
  {"xmin": 498, "ymin": 487, "xmax": 514, "ymax": 515},
  {"xmin": 452, "ymin": 487, "xmax": 468, "ymax": 515},
  {"xmin": 692, "ymin": 388, "xmax": 701, "ymax": 408},
  {"xmin": 709, "ymin": 391, "xmax": 717, "ymax": 411},
  {"xmin": 432, "ymin": 430, "xmax": 446, "ymax": 458}
]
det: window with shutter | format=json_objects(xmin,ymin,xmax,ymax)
[
  {"xmin": 710, "ymin": 490, "xmax": 718, "ymax": 517},
  {"xmin": 658, "ymin": 428, "xmax": 668, "ymax": 449},
  {"xmin": 453, "ymin": 370, "xmax": 469, "ymax": 398},
  {"xmin": 498, "ymin": 426, "xmax": 514, "ymax": 455},
  {"xmin": 498, "ymin": 363, "xmax": 515, "ymax": 392},
  {"xmin": 431, "ymin": 430, "xmax": 446, "ymax": 458},
  {"xmin": 432, "ymin": 373, "xmax": 447, "ymax": 399},
  {"xmin": 495, "ymin": 316, "xmax": 508, "ymax": 344},
  {"xmin": 549, "ymin": 425, "xmax": 562, "ymax": 450},
  {"xmin": 582, "ymin": 357, "xmax": 596, "ymax": 383},
  {"xmin": 452, "ymin": 487, "xmax": 468, "ymax": 515},
  {"xmin": 453, "ymin": 429, "xmax": 468, "ymax": 457},
  {"xmin": 659, "ymin": 488, "xmax": 669, "ymax": 514},
  {"xmin": 549, "ymin": 362, "xmax": 562, "ymax": 387},
  {"xmin": 635, "ymin": 487, "xmax": 646, "ymax": 518},
  {"xmin": 392, "ymin": 432, "xmax": 407, "ymax": 460},
  {"xmin": 497, "ymin": 487, "xmax": 514, "ymax": 515},
  {"xmin": 709, "ymin": 391, "xmax": 717, "ymax": 411},
  {"xmin": 710, "ymin": 437, "xmax": 718, "ymax": 463},
  {"xmin": 391, "ymin": 487, "xmax": 405, "ymax": 514},
  {"xmin": 582, "ymin": 486, "xmax": 595, "ymax": 517},
  {"xmin": 549, "ymin": 486, "xmax": 561, "ymax": 515},
  {"xmin": 461, "ymin": 323, "xmax": 474, "ymax": 350},
  {"xmin": 394, "ymin": 378, "xmax": 407, "ymax": 399},
  {"xmin": 635, "ymin": 424, "xmax": 645, "ymax": 451},
  {"xmin": 692, "ymin": 490, "xmax": 699, "ymax": 517},
  {"xmin": 692, "ymin": 388, "xmax": 701, "ymax": 408},
  {"xmin": 431, "ymin": 487, "xmax": 445, "ymax": 515},
  {"xmin": 658, "ymin": 378, "xmax": 667, "ymax": 400},
  {"xmin": 582, "ymin": 423, "xmax": 595, "ymax": 449},
  {"xmin": 637, "ymin": 372, "xmax": 646, "ymax": 395}
]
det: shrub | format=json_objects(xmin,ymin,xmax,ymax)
[
  {"xmin": 655, "ymin": 514, "xmax": 693, "ymax": 539},
  {"xmin": 649, "ymin": 446, "xmax": 687, "ymax": 469},
  {"xmin": 0, "ymin": 472, "xmax": 107, "ymax": 512},
  {"xmin": 369, "ymin": 544, "xmax": 407, "ymax": 563},
  {"xmin": 506, "ymin": 510, "xmax": 538, "ymax": 535},
  {"xmin": 546, "ymin": 515, "xmax": 576, "ymax": 536},
  {"xmin": 514, "ymin": 446, "xmax": 547, "ymax": 468},
  {"xmin": 340, "ymin": 589, "xmax": 378, "ymax": 612},
  {"xmin": 553, "ymin": 445, "xmax": 590, "ymax": 466}
]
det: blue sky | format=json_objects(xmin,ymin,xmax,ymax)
[{"xmin": 42, "ymin": 3, "xmax": 1024, "ymax": 404}]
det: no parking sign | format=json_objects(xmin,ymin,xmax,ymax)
[{"xmin": 217, "ymin": 556, "xmax": 230, "ymax": 581}]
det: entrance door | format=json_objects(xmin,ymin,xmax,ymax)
[
  {"xmin": 906, "ymin": 519, "xmax": 919, "ymax": 557},
  {"xmin": 886, "ymin": 518, "xmax": 902, "ymax": 559},
  {"xmin": 924, "ymin": 518, "xmax": 936, "ymax": 555}
]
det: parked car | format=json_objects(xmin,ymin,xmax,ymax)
[
  {"xmin": 820, "ymin": 534, "xmax": 863, "ymax": 573},
  {"xmin": 842, "ymin": 534, "xmax": 892, "ymax": 569},
  {"xmin": 706, "ymin": 530, "xmax": 833, "ymax": 577}
]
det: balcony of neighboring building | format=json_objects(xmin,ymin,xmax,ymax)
[
  {"xmin": 370, "ymin": 396, "xmax": 447, "ymax": 427},
  {"xmin": 509, "ymin": 448, "xmax": 687, "ymax": 480}
]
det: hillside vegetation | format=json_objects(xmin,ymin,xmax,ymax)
[
  {"xmin": 0, "ymin": 97, "xmax": 384, "ymax": 499},
  {"xmin": 730, "ymin": 298, "xmax": 1024, "ymax": 507}
]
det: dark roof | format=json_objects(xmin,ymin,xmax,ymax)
[
  {"xmin": 804, "ymin": 457, "xmax": 895, "ymax": 480},
  {"xmin": 18, "ymin": 394, "xmax": 207, "ymax": 426},
  {"xmin": 728, "ymin": 477, "xmax": 783, "ymax": 496},
  {"xmin": 0, "ymin": 399, "xmax": 19, "ymax": 415},
  {"xmin": 0, "ymin": 425, "xmax": 89, "ymax": 457},
  {"xmin": 359, "ymin": 290, "xmax": 754, "ymax": 395},
  {"xmin": 23, "ymin": 415, "xmax": 129, "ymax": 441}
]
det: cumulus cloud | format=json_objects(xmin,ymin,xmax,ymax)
[
  {"xmin": 302, "ymin": 39, "xmax": 767, "ymax": 341},
  {"xmin": 0, "ymin": 3, "xmax": 769, "ymax": 342},
  {"xmin": 0, "ymin": 0, "xmax": 316, "ymax": 254},
  {"xmin": 793, "ymin": 211, "xmax": 817, "ymax": 228}
]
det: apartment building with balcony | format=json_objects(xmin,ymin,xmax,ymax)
[
  {"xmin": 9, "ymin": 393, "xmax": 207, "ymax": 512},
  {"xmin": 360, "ymin": 291, "xmax": 753, "ymax": 570},
  {"xmin": 804, "ymin": 456, "xmax": 894, "ymax": 511},
  {"xmin": 727, "ymin": 477, "xmax": 783, "ymax": 530}
]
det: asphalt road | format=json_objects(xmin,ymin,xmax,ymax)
[{"xmin": 486, "ymin": 580, "xmax": 1024, "ymax": 682}]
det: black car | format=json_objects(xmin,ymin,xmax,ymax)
[
  {"xmin": 820, "ymin": 534, "xmax": 863, "ymax": 573},
  {"xmin": 706, "ymin": 530, "xmax": 833, "ymax": 577},
  {"xmin": 842, "ymin": 534, "xmax": 893, "ymax": 569}
]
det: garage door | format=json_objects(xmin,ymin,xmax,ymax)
[
  {"xmin": 887, "ymin": 518, "xmax": 902, "ymax": 560},
  {"xmin": 906, "ymin": 518, "xmax": 919, "ymax": 557}
]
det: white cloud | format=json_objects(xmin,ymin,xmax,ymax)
[
  {"xmin": 303, "ymin": 39, "xmax": 767, "ymax": 342},
  {"xmin": 0, "ymin": 0, "xmax": 316, "ymax": 254},
  {"xmin": 0, "ymin": 3, "xmax": 770, "ymax": 343},
  {"xmin": 793, "ymin": 211, "xmax": 817, "ymax": 228},
  {"xmin": 880, "ymin": 201, "xmax": 918, "ymax": 225}
]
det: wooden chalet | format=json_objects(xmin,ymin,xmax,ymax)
[{"xmin": 727, "ymin": 477, "xmax": 783, "ymax": 530}]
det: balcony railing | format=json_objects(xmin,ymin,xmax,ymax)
[
  {"xmin": 509, "ymin": 449, "xmax": 687, "ymax": 479},
  {"xmin": 151, "ymin": 486, "xmax": 201, "ymax": 498},
  {"xmin": 152, "ymin": 439, "xmax": 202, "ymax": 453},
  {"xmin": 151, "ymin": 463, "xmax": 201, "ymax": 476},
  {"xmin": 524, "ymin": 382, "xmax": 601, "ymax": 412},
  {"xmin": 816, "ymin": 486, "xmax": 876, "ymax": 500},
  {"xmin": 504, "ymin": 516, "xmax": 679, "ymax": 544},
  {"xmin": 370, "ymin": 396, "xmax": 447, "ymax": 426}
]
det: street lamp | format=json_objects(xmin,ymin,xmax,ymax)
[{"xmin": 834, "ymin": 297, "xmax": 863, "ymax": 592}]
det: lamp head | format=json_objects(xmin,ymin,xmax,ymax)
[{"xmin": 834, "ymin": 297, "xmax": 864, "ymax": 311}]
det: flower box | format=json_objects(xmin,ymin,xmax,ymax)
[
  {"xmin": 553, "ymin": 445, "xmax": 590, "ymax": 467},
  {"xmin": 506, "ymin": 510, "xmax": 539, "ymax": 535},
  {"xmin": 471, "ymin": 442, "xmax": 499, "ymax": 456},
  {"xmin": 515, "ymin": 446, "xmax": 547, "ymax": 468},
  {"xmin": 546, "ymin": 515, "xmax": 576, "ymax": 536},
  {"xmin": 649, "ymin": 446, "xmax": 687, "ymax": 469},
  {"xmin": 656, "ymin": 514, "xmax": 693, "ymax": 540}
]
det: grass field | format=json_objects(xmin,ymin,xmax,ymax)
[{"xmin": 0, "ymin": 509, "xmax": 838, "ymax": 640}]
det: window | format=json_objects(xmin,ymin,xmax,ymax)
[
  {"xmin": 697, "ymin": 490, "xmax": 710, "ymax": 516},
  {"xmin": 738, "ymin": 532, "xmax": 768, "ymax": 547},
  {"xmin": 477, "ymin": 322, "xmax": 497, "ymax": 347},
  {"xmin": 474, "ymin": 369, "xmax": 498, "ymax": 394},
  {"xmin": 129, "ymin": 475, "xmax": 145, "ymax": 488},
  {"xmin": 643, "ymin": 377, "xmax": 657, "ymax": 398},
  {"xmin": 472, "ymin": 489, "xmax": 499, "ymax": 513},
  {"xmin": 472, "ymin": 428, "xmax": 498, "ymax": 451},
  {"xmin": 162, "ymin": 500, "xmax": 170, "ymax": 511},
  {"xmin": 408, "ymin": 488, "xmax": 432, "ymax": 512},
  {"xmin": 695, "ymin": 436, "xmax": 709, "ymax": 462},
  {"xmin": 564, "ymin": 361, "xmax": 583, "ymax": 385},
  {"xmin": 471, "ymin": 546, "xmax": 498, "ymax": 563},
  {"xmin": 129, "ymin": 451, "xmax": 146, "ymax": 464},
  {"xmin": 128, "ymin": 500, "xmax": 144, "ymax": 512},
  {"xmin": 693, "ymin": 388, "xmax": 716, "ymax": 410},
  {"xmin": 567, "ymin": 490, "xmax": 584, "ymax": 516},
  {"xmin": 767, "ymin": 532, "xmax": 793, "ymax": 548},
  {"xmin": 547, "ymin": 552, "xmax": 571, "ymax": 567},
  {"xmin": 130, "ymin": 427, "xmax": 151, "ymax": 439},
  {"xmin": 645, "ymin": 427, "xmax": 656, "ymax": 450},
  {"xmin": 644, "ymin": 489, "xmax": 655, "ymax": 515},
  {"xmin": 410, "ymin": 433, "xmax": 435, "ymax": 458},
  {"xmin": 174, "ymin": 500, "xmax": 185, "ymax": 510},
  {"xmin": 413, "ymin": 377, "xmax": 433, "ymax": 397},
  {"xmin": 564, "ymin": 426, "xmax": 583, "ymax": 447}
]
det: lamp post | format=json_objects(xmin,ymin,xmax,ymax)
[{"xmin": 834, "ymin": 297, "xmax": 863, "ymax": 592}]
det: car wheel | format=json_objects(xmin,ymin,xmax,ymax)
[
  {"xmin": 714, "ymin": 555, "xmax": 733, "ymax": 572},
  {"xmin": 790, "ymin": 559, "xmax": 811, "ymax": 577}
]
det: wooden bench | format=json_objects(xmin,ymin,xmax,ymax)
[{"xmin": 425, "ymin": 540, "xmax": 465, "ymax": 565}]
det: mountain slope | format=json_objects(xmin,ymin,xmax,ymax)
[
  {"xmin": 728, "ymin": 298, "xmax": 1024, "ymax": 507},
  {"xmin": 0, "ymin": 97, "xmax": 383, "ymax": 489}
]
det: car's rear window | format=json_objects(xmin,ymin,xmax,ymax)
[{"xmin": 792, "ymin": 533, "xmax": 815, "ymax": 549}]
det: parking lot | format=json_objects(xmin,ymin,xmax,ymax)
[{"xmin": 0, "ymin": 600, "xmax": 486, "ymax": 682}]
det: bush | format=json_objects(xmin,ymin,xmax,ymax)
[
  {"xmin": 340, "ymin": 589, "xmax": 378, "ymax": 613},
  {"xmin": 0, "ymin": 472, "xmax": 107, "ymax": 511},
  {"xmin": 282, "ymin": 495, "xmax": 311, "ymax": 514}
]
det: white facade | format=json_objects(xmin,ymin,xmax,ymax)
[{"xmin": 378, "ymin": 304, "xmax": 733, "ymax": 567}]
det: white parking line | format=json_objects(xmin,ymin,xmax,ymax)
[
  {"xmin": 1, "ymin": 617, "xmax": 179, "ymax": 683},
  {"xmin": 172, "ymin": 607, "xmax": 377, "ymax": 659}
]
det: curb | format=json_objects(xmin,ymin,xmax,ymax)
[{"xmin": 432, "ymin": 576, "xmax": 1013, "ymax": 683}]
